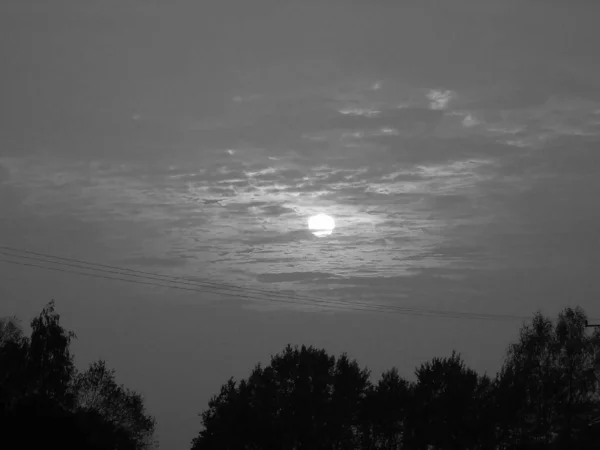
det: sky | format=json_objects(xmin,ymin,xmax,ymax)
[{"xmin": 2, "ymin": 0, "xmax": 600, "ymax": 448}]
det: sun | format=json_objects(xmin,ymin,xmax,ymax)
[{"xmin": 308, "ymin": 214, "xmax": 336, "ymax": 237}]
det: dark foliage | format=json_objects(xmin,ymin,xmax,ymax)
[
  {"xmin": 4, "ymin": 301, "xmax": 600, "ymax": 450},
  {"xmin": 191, "ymin": 307, "xmax": 600, "ymax": 450},
  {"xmin": 0, "ymin": 301, "xmax": 156, "ymax": 450}
]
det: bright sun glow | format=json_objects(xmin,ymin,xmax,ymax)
[{"xmin": 308, "ymin": 214, "xmax": 336, "ymax": 237}]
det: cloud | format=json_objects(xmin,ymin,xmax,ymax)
[
  {"xmin": 462, "ymin": 114, "xmax": 480, "ymax": 127},
  {"xmin": 243, "ymin": 229, "xmax": 315, "ymax": 245},
  {"xmin": 427, "ymin": 90, "xmax": 455, "ymax": 110},
  {"xmin": 3, "ymin": 36, "xmax": 600, "ymax": 319},
  {"xmin": 367, "ymin": 135, "xmax": 520, "ymax": 165},
  {"xmin": 328, "ymin": 107, "xmax": 443, "ymax": 132},
  {"xmin": 261, "ymin": 204, "xmax": 297, "ymax": 217},
  {"xmin": 118, "ymin": 256, "xmax": 192, "ymax": 269},
  {"xmin": 256, "ymin": 271, "xmax": 340, "ymax": 284}
]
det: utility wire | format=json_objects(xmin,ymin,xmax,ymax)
[
  {"xmin": 0, "ymin": 246, "xmax": 525, "ymax": 320},
  {"xmin": 0, "ymin": 247, "xmax": 389, "ymax": 313},
  {"xmin": 1, "ymin": 256, "xmax": 517, "ymax": 320},
  {"xmin": 0, "ymin": 257, "xmax": 391, "ymax": 314},
  {"xmin": 0, "ymin": 250, "xmax": 411, "ymax": 316},
  {"xmin": 0, "ymin": 245, "xmax": 569, "ymax": 322},
  {"xmin": 0, "ymin": 245, "xmax": 354, "ymax": 306},
  {"xmin": 1, "ymin": 256, "xmax": 534, "ymax": 321},
  {"xmin": 0, "ymin": 245, "xmax": 531, "ymax": 321}
]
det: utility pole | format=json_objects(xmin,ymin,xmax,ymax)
[
  {"xmin": 585, "ymin": 321, "xmax": 600, "ymax": 386},
  {"xmin": 586, "ymin": 321, "xmax": 600, "ymax": 430}
]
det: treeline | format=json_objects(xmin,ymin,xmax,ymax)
[
  {"xmin": 0, "ymin": 301, "xmax": 156, "ymax": 450},
  {"xmin": 2, "ymin": 303, "xmax": 600, "ymax": 449},
  {"xmin": 191, "ymin": 307, "xmax": 600, "ymax": 450}
]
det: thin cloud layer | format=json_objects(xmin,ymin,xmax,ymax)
[
  {"xmin": 3, "ymin": 72, "xmax": 600, "ymax": 313},
  {"xmin": 2, "ymin": 0, "xmax": 600, "ymax": 317},
  {"xmin": 6, "ymin": 5, "xmax": 600, "ymax": 450}
]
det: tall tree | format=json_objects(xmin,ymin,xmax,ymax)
[
  {"xmin": 360, "ymin": 367, "xmax": 411, "ymax": 449},
  {"xmin": 0, "ymin": 316, "xmax": 29, "ymax": 413},
  {"xmin": 496, "ymin": 307, "xmax": 600, "ymax": 449},
  {"xmin": 405, "ymin": 351, "xmax": 487, "ymax": 450},
  {"xmin": 0, "ymin": 301, "xmax": 157, "ymax": 450},
  {"xmin": 326, "ymin": 352, "xmax": 372, "ymax": 448},
  {"xmin": 191, "ymin": 344, "xmax": 372, "ymax": 450},
  {"xmin": 27, "ymin": 300, "xmax": 77, "ymax": 407},
  {"xmin": 71, "ymin": 360, "xmax": 157, "ymax": 450}
]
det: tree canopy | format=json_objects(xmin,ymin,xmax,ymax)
[
  {"xmin": 0, "ymin": 301, "xmax": 157, "ymax": 450},
  {"xmin": 4, "ymin": 301, "xmax": 600, "ymax": 450},
  {"xmin": 191, "ymin": 307, "xmax": 600, "ymax": 450}
]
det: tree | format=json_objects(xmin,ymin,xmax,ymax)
[
  {"xmin": 191, "ymin": 344, "xmax": 372, "ymax": 450},
  {"xmin": 495, "ymin": 307, "xmax": 600, "ymax": 449},
  {"xmin": 471, "ymin": 373, "xmax": 498, "ymax": 450},
  {"xmin": 72, "ymin": 360, "xmax": 157, "ymax": 450},
  {"xmin": 189, "ymin": 305, "xmax": 600, "ymax": 450},
  {"xmin": 0, "ymin": 316, "xmax": 29, "ymax": 413},
  {"xmin": 1, "ymin": 301, "xmax": 76, "ymax": 414},
  {"xmin": 405, "ymin": 351, "xmax": 488, "ymax": 450},
  {"xmin": 0, "ymin": 301, "xmax": 157, "ymax": 450},
  {"xmin": 0, "ymin": 316, "xmax": 23, "ymax": 345},
  {"xmin": 27, "ymin": 300, "xmax": 77, "ymax": 407},
  {"xmin": 360, "ymin": 367, "xmax": 411, "ymax": 449}
]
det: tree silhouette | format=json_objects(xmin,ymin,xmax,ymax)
[
  {"xmin": 7, "ymin": 299, "xmax": 600, "ymax": 450},
  {"xmin": 191, "ymin": 307, "xmax": 600, "ymax": 450},
  {"xmin": 72, "ymin": 360, "xmax": 157, "ymax": 449},
  {"xmin": 360, "ymin": 367, "xmax": 411, "ymax": 449},
  {"xmin": 404, "ymin": 350, "xmax": 489, "ymax": 450},
  {"xmin": 191, "ymin": 344, "xmax": 372, "ymax": 449},
  {"xmin": 0, "ymin": 301, "xmax": 157, "ymax": 450},
  {"xmin": 0, "ymin": 316, "xmax": 23, "ymax": 345},
  {"xmin": 0, "ymin": 316, "xmax": 29, "ymax": 413},
  {"xmin": 28, "ymin": 301, "xmax": 77, "ymax": 407},
  {"xmin": 495, "ymin": 307, "xmax": 600, "ymax": 449}
]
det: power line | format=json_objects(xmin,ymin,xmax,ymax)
[
  {"xmin": 0, "ymin": 249, "xmax": 401, "ymax": 315},
  {"xmin": 0, "ymin": 245, "xmax": 531, "ymax": 321},
  {"xmin": 0, "ymin": 245, "xmax": 566, "ymax": 322},
  {"xmin": 0, "ymin": 259, "xmax": 516, "ymax": 320},
  {"xmin": 0, "ymin": 246, "xmax": 351, "ymax": 305},
  {"xmin": 0, "ymin": 257, "xmax": 388, "ymax": 314},
  {"xmin": 0, "ymin": 246, "xmax": 527, "ymax": 320},
  {"xmin": 0, "ymin": 245, "xmax": 393, "ymax": 311},
  {"xmin": 0, "ymin": 246, "xmax": 574, "ymax": 321},
  {"xmin": 0, "ymin": 247, "xmax": 536, "ymax": 321},
  {"xmin": 0, "ymin": 250, "xmax": 338, "ymax": 306},
  {"xmin": 2, "ymin": 256, "xmax": 520, "ymax": 320}
]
